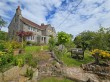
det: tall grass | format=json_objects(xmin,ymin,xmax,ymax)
[
  {"xmin": 56, "ymin": 50, "xmax": 94, "ymax": 67},
  {"xmin": 38, "ymin": 77, "xmax": 73, "ymax": 82},
  {"xmin": 25, "ymin": 45, "xmax": 48, "ymax": 53}
]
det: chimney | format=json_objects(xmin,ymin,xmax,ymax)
[
  {"xmin": 16, "ymin": 6, "xmax": 21, "ymax": 15},
  {"xmin": 41, "ymin": 23, "xmax": 44, "ymax": 26}
]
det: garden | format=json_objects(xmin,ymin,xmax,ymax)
[{"xmin": 0, "ymin": 27, "xmax": 110, "ymax": 82}]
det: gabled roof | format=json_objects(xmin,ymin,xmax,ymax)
[
  {"xmin": 21, "ymin": 17, "xmax": 49, "ymax": 30},
  {"xmin": 40, "ymin": 25, "xmax": 48, "ymax": 29},
  {"xmin": 21, "ymin": 17, "xmax": 40, "ymax": 28}
]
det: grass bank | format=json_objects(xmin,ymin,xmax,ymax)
[{"xmin": 38, "ymin": 77, "xmax": 73, "ymax": 82}]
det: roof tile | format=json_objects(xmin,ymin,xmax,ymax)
[{"xmin": 21, "ymin": 17, "xmax": 49, "ymax": 30}]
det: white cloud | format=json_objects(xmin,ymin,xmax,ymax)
[{"xmin": 1, "ymin": 0, "xmax": 110, "ymax": 36}]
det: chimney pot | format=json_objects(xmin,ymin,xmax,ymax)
[{"xmin": 41, "ymin": 23, "xmax": 44, "ymax": 26}]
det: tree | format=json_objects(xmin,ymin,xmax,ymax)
[
  {"xmin": 0, "ymin": 16, "xmax": 7, "ymax": 30},
  {"xmin": 58, "ymin": 31, "xmax": 72, "ymax": 45},
  {"xmin": 91, "ymin": 49, "xmax": 110, "ymax": 65},
  {"xmin": 0, "ymin": 31, "xmax": 8, "ymax": 41},
  {"xmin": 48, "ymin": 35, "xmax": 56, "ymax": 51},
  {"xmin": 17, "ymin": 31, "xmax": 33, "ymax": 48},
  {"xmin": 74, "ymin": 27, "xmax": 110, "ymax": 51},
  {"xmin": 74, "ymin": 31, "xmax": 96, "ymax": 50}
]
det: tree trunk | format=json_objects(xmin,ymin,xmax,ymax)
[
  {"xmin": 22, "ymin": 36, "xmax": 23, "ymax": 48},
  {"xmin": 94, "ymin": 53, "xmax": 99, "ymax": 65}
]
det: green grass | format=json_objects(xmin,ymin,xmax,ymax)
[
  {"xmin": 24, "ymin": 45, "xmax": 50, "ymax": 63},
  {"xmin": 56, "ymin": 50, "xmax": 94, "ymax": 67},
  {"xmin": 25, "ymin": 45, "xmax": 48, "ymax": 53},
  {"xmin": 38, "ymin": 77, "xmax": 73, "ymax": 82}
]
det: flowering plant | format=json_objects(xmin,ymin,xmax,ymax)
[{"xmin": 91, "ymin": 49, "xmax": 110, "ymax": 58}]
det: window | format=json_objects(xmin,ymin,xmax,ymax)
[
  {"xmin": 33, "ymin": 28, "xmax": 35, "ymax": 31},
  {"xmin": 31, "ymin": 36, "xmax": 33, "ymax": 40},
  {"xmin": 33, "ymin": 36, "xmax": 34, "ymax": 40},
  {"xmin": 28, "ymin": 26, "xmax": 31, "ymax": 30},
  {"xmin": 28, "ymin": 26, "xmax": 30, "ymax": 30},
  {"xmin": 42, "ymin": 37, "xmax": 43, "ymax": 41},
  {"xmin": 31, "ymin": 27, "xmax": 32, "ymax": 31},
  {"xmin": 28, "ymin": 36, "xmax": 30, "ymax": 39}
]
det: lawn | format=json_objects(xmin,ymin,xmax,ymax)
[
  {"xmin": 25, "ymin": 46, "xmax": 94, "ymax": 67},
  {"xmin": 25, "ymin": 45, "xmax": 48, "ymax": 53},
  {"xmin": 56, "ymin": 50, "xmax": 94, "ymax": 67},
  {"xmin": 38, "ymin": 77, "xmax": 73, "ymax": 82},
  {"xmin": 25, "ymin": 45, "xmax": 51, "ymax": 63}
]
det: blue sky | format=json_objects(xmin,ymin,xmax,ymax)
[{"xmin": 0, "ymin": 0, "xmax": 110, "ymax": 36}]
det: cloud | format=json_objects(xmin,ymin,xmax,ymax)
[{"xmin": 0, "ymin": 0, "xmax": 110, "ymax": 36}]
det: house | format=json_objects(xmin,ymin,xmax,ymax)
[{"xmin": 8, "ymin": 6, "xmax": 56, "ymax": 44}]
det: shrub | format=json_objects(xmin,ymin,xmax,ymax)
[
  {"xmin": 23, "ymin": 54, "xmax": 37, "ymax": 68},
  {"xmin": 0, "ymin": 52, "xmax": 14, "ymax": 67},
  {"xmin": 48, "ymin": 36, "xmax": 56, "ymax": 51},
  {"xmin": 13, "ymin": 54, "xmax": 37, "ymax": 67},
  {"xmin": 4, "ymin": 41, "xmax": 22, "ymax": 53},
  {"xmin": 0, "ymin": 51, "xmax": 6, "ymax": 56},
  {"xmin": 0, "ymin": 40, "xmax": 5, "ymax": 51},
  {"xmin": 26, "ymin": 41, "xmax": 38, "ymax": 46},
  {"xmin": 28, "ymin": 58, "xmax": 38, "ymax": 68},
  {"xmin": 25, "ymin": 68, "xmax": 34, "ymax": 80},
  {"xmin": 90, "ymin": 49, "xmax": 110, "ymax": 65},
  {"xmin": 15, "ymin": 58, "xmax": 24, "ymax": 67},
  {"xmin": 24, "ymin": 54, "xmax": 33, "ymax": 63},
  {"xmin": 11, "ymin": 41, "xmax": 22, "ymax": 49},
  {"xmin": 91, "ymin": 49, "xmax": 110, "ymax": 58}
]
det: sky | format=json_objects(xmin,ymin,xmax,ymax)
[{"xmin": 0, "ymin": 0, "xmax": 110, "ymax": 36}]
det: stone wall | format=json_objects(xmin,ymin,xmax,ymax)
[{"xmin": 0, "ymin": 65, "xmax": 38, "ymax": 82}]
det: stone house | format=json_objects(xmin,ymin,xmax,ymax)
[{"xmin": 8, "ymin": 6, "xmax": 56, "ymax": 44}]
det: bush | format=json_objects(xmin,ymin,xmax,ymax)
[
  {"xmin": 25, "ymin": 68, "xmax": 34, "ymax": 80},
  {"xmin": 13, "ymin": 54, "xmax": 38, "ymax": 67},
  {"xmin": 14, "ymin": 58, "xmax": 24, "ymax": 67},
  {"xmin": 0, "ymin": 52, "xmax": 14, "ymax": 67},
  {"xmin": 48, "ymin": 36, "xmax": 56, "ymax": 51},
  {"xmin": 4, "ymin": 41, "xmax": 22, "ymax": 53},
  {"xmin": 0, "ymin": 40, "xmax": 5, "ymax": 51},
  {"xmin": 23, "ymin": 54, "xmax": 37, "ymax": 68},
  {"xmin": 26, "ymin": 41, "xmax": 45, "ymax": 46},
  {"xmin": 28, "ymin": 58, "xmax": 38, "ymax": 68}
]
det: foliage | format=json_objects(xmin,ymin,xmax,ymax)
[
  {"xmin": 16, "ymin": 31, "xmax": 33, "ymax": 37},
  {"xmin": 4, "ymin": 41, "xmax": 22, "ymax": 53},
  {"xmin": 13, "ymin": 53, "xmax": 38, "ymax": 68},
  {"xmin": 57, "ymin": 31, "xmax": 72, "ymax": 45},
  {"xmin": 91, "ymin": 49, "xmax": 110, "ymax": 58},
  {"xmin": 48, "ymin": 35, "xmax": 56, "ymax": 51},
  {"xmin": 25, "ymin": 46, "xmax": 48, "ymax": 54},
  {"xmin": 0, "ymin": 51, "xmax": 6, "ymax": 56},
  {"xmin": 15, "ymin": 58, "xmax": 24, "ymax": 67},
  {"xmin": 0, "ymin": 52, "xmax": 14, "ymax": 67},
  {"xmin": 74, "ymin": 27, "xmax": 110, "ymax": 50},
  {"xmin": 55, "ymin": 49, "xmax": 93, "ymax": 66},
  {"xmin": 17, "ymin": 31, "xmax": 33, "ymax": 48},
  {"xmin": 0, "ymin": 31, "xmax": 8, "ymax": 41},
  {"xmin": 39, "ymin": 77, "xmax": 73, "ymax": 82},
  {"xmin": 65, "ymin": 41, "xmax": 75, "ymax": 51},
  {"xmin": 90, "ymin": 49, "xmax": 110, "ymax": 65},
  {"xmin": 25, "ymin": 68, "xmax": 34, "ymax": 80},
  {"xmin": 0, "ymin": 16, "xmax": 7, "ymax": 30},
  {"xmin": 0, "ymin": 40, "xmax": 5, "ymax": 51},
  {"xmin": 28, "ymin": 58, "xmax": 38, "ymax": 68},
  {"xmin": 26, "ymin": 41, "xmax": 38, "ymax": 46},
  {"xmin": 74, "ymin": 31, "xmax": 95, "ymax": 50}
]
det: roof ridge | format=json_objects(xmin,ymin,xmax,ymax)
[
  {"xmin": 21, "ymin": 17, "xmax": 49, "ymax": 30},
  {"xmin": 22, "ymin": 17, "xmax": 40, "ymax": 26}
]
